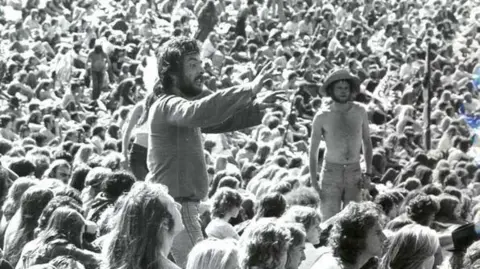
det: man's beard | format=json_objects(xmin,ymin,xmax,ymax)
[
  {"xmin": 331, "ymin": 93, "xmax": 351, "ymax": 104},
  {"xmin": 178, "ymin": 73, "xmax": 203, "ymax": 98}
]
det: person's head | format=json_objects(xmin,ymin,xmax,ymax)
[
  {"xmin": 68, "ymin": 164, "xmax": 91, "ymax": 192},
  {"xmin": 8, "ymin": 158, "xmax": 36, "ymax": 177},
  {"xmin": 43, "ymin": 159, "xmax": 71, "ymax": 184},
  {"xmin": 380, "ymin": 224, "xmax": 439, "ymax": 269},
  {"xmin": 436, "ymin": 194, "xmax": 462, "ymax": 221},
  {"xmin": 239, "ymin": 219, "xmax": 292, "ymax": 269},
  {"xmin": 36, "ymin": 196, "xmax": 82, "ymax": 233},
  {"xmin": 280, "ymin": 205, "xmax": 321, "ymax": 245},
  {"xmin": 101, "ymin": 171, "xmax": 136, "ymax": 199},
  {"xmin": 0, "ymin": 115, "xmax": 13, "ymax": 129},
  {"xmin": 284, "ymin": 186, "xmax": 320, "ymax": 209},
  {"xmin": 38, "ymin": 206, "xmax": 86, "ymax": 248},
  {"xmin": 43, "ymin": 115, "xmax": 54, "ymax": 130},
  {"xmin": 254, "ymin": 192, "xmax": 287, "ymax": 220},
  {"xmin": 155, "ymin": 37, "xmax": 204, "ymax": 98},
  {"xmin": 92, "ymin": 126, "xmax": 106, "ymax": 140},
  {"xmin": 405, "ymin": 193, "xmax": 439, "ymax": 226},
  {"xmin": 5, "ymin": 186, "xmax": 54, "ymax": 265},
  {"xmin": 186, "ymin": 239, "xmax": 240, "ymax": 269},
  {"xmin": 374, "ymin": 193, "xmax": 397, "ymax": 219},
  {"xmin": 324, "ymin": 72, "xmax": 360, "ymax": 104},
  {"xmin": 83, "ymin": 167, "xmax": 112, "ymax": 203},
  {"xmin": 282, "ymin": 223, "xmax": 307, "ymax": 269},
  {"xmin": 328, "ymin": 202, "xmax": 386, "ymax": 266},
  {"xmin": 73, "ymin": 144, "xmax": 95, "ymax": 165},
  {"xmin": 2, "ymin": 177, "xmax": 37, "ymax": 220},
  {"xmin": 104, "ymin": 182, "xmax": 183, "ymax": 269}
]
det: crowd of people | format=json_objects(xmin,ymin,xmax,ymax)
[{"xmin": 3, "ymin": 0, "xmax": 480, "ymax": 268}]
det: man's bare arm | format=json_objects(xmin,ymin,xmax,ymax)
[
  {"xmin": 309, "ymin": 112, "xmax": 324, "ymax": 194},
  {"xmin": 361, "ymin": 108, "xmax": 373, "ymax": 174}
]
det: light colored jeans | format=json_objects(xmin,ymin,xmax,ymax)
[
  {"xmin": 170, "ymin": 200, "xmax": 204, "ymax": 268},
  {"xmin": 319, "ymin": 162, "xmax": 363, "ymax": 221}
]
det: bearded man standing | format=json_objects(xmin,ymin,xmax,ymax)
[
  {"xmin": 147, "ymin": 37, "xmax": 278, "ymax": 267},
  {"xmin": 309, "ymin": 69, "xmax": 373, "ymax": 221}
]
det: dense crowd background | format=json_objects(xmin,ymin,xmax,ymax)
[{"xmin": 2, "ymin": 0, "xmax": 480, "ymax": 268}]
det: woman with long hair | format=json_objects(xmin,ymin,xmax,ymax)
[
  {"xmin": 72, "ymin": 144, "xmax": 95, "ymax": 169},
  {"xmin": 396, "ymin": 105, "xmax": 422, "ymax": 134},
  {"xmin": 16, "ymin": 207, "xmax": 100, "ymax": 269},
  {"xmin": 102, "ymin": 182, "xmax": 184, "ymax": 269},
  {"xmin": 1, "ymin": 183, "xmax": 38, "ymax": 250},
  {"xmin": 3, "ymin": 186, "xmax": 54, "ymax": 267},
  {"xmin": 121, "ymin": 92, "xmax": 157, "ymax": 181},
  {"xmin": 380, "ymin": 224, "xmax": 439, "ymax": 269}
]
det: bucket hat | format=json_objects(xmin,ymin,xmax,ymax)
[{"xmin": 319, "ymin": 69, "xmax": 360, "ymax": 97}]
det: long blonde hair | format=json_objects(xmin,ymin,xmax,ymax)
[
  {"xmin": 186, "ymin": 239, "xmax": 239, "ymax": 269},
  {"xmin": 380, "ymin": 224, "xmax": 439, "ymax": 269}
]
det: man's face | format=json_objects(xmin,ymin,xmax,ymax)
[
  {"xmin": 286, "ymin": 240, "xmax": 306, "ymax": 269},
  {"xmin": 331, "ymin": 80, "xmax": 351, "ymax": 103},
  {"xmin": 178, "ymin": 54, "xmax": 205, "ymax": 97},
  {"xmin": 55, "ymin": 166, "xmax": 71, "ymax": 184},
  {"xmin": 364, "ymin": 221, "xmax": 387, "ymax": 257}
]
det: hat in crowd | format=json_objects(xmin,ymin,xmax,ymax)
[
  {"xmin": 319, "ymin": 69, "xmax": 360, "ymax": 97},
  {"xmin": 450, "ymin": 223, "xmax": 480, "ymax": 252}
]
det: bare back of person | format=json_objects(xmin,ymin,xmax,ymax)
[{"xmin": 315, "ymin": 102, "xmax": 365, "ymax": 164}]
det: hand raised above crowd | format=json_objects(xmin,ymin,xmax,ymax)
[{"xmin": 250, "ymin": 61, "xmax": 275, "ymax": 95}]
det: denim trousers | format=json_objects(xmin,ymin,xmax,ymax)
[
  {"xmin": 129, "ymin": 143, "xmax": 148, "ymax": 181},
  {"xmin": 90, "ymin": 70, "xmax": 104, "ymax": 100},
  {"xmin": 170, "ymin": 200, "xmax": 204, "ymax": 268},
  {"xmin": 319, "ymin": 162, "xmax": 363, "ymax": 222}
]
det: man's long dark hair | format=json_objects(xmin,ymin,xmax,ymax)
[{"xmin": 153, "ymin": 36, "xmax": 200, "ymax": 96}]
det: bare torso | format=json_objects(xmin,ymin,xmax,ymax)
[{"xmin": 315, "ymin": 102, "xmax": 365, "ymax": 164}]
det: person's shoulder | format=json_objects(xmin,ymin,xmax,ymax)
[
  {"xmin": 310, "ymin": 247, "xmax": 341, "ymax": 269},
  {"xmin": 352, "ymin": 102, "xmax": 368, "ymax": 113}
]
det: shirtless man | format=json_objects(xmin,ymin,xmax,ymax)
[
  {"xmin": 87, "ymin": 43, "xmax": 111, "ymax": 101},
  {"xmin": 309, "ymin": 69, "xmax": 373, "ymax": 221}
]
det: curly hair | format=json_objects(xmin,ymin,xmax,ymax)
[
  {"xmin": 239, "ymin": 219, "xmax": 292, "ymax": 269},
  {"xmin": 284, "ymin": 186, "xmax": 320, "ymax": 208},
  {"xmin": 464, "ymin": 241, "xmax": 480, "ymax": 268},
  {"xmin": 154, "ymin": 36, "xmax": 200, "ymax": 95},
  {"xmin": 374, "ymin": 193, "xmax": 395, "ymax": 216},
  {"xmin": 281, "ymin": 205, "xmax": 321, "ymax": 232},
  {"xmin": 328, "ymin": 202, "xmax": 382, "ymax": 265},
  {"xmin": 406, "ymin": 193, "xmax": 439, "ymax": 226},
  {"xmin": 211, "ymin": 187, "xmax": 243, "ymax": 218}
]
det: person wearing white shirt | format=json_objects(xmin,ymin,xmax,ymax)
[
  {"xmin": 284, "ymin": 14, "xmax": 300, "ymax": 35},
  {"xmin": 399, "ymin": 55, "xmax": 415, "ymax": 81},
  {"xmin": 201, "ymin": 33, "xmax": 217, "ymax": 59},
  {"xmin": 298, "ymin": 14, "xmax": 314, "ymax": 37},
  {"xmin": 463, "ymin": 92, "xmax": 480, "ymax": 115},
  {"xmin": 327, "ymin": 31, "xmax": 343, "ymax": 55}
]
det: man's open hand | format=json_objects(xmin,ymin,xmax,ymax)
[{"xmin": 251, "ymin": 61, "xmax": 275, "ymax": 95}]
